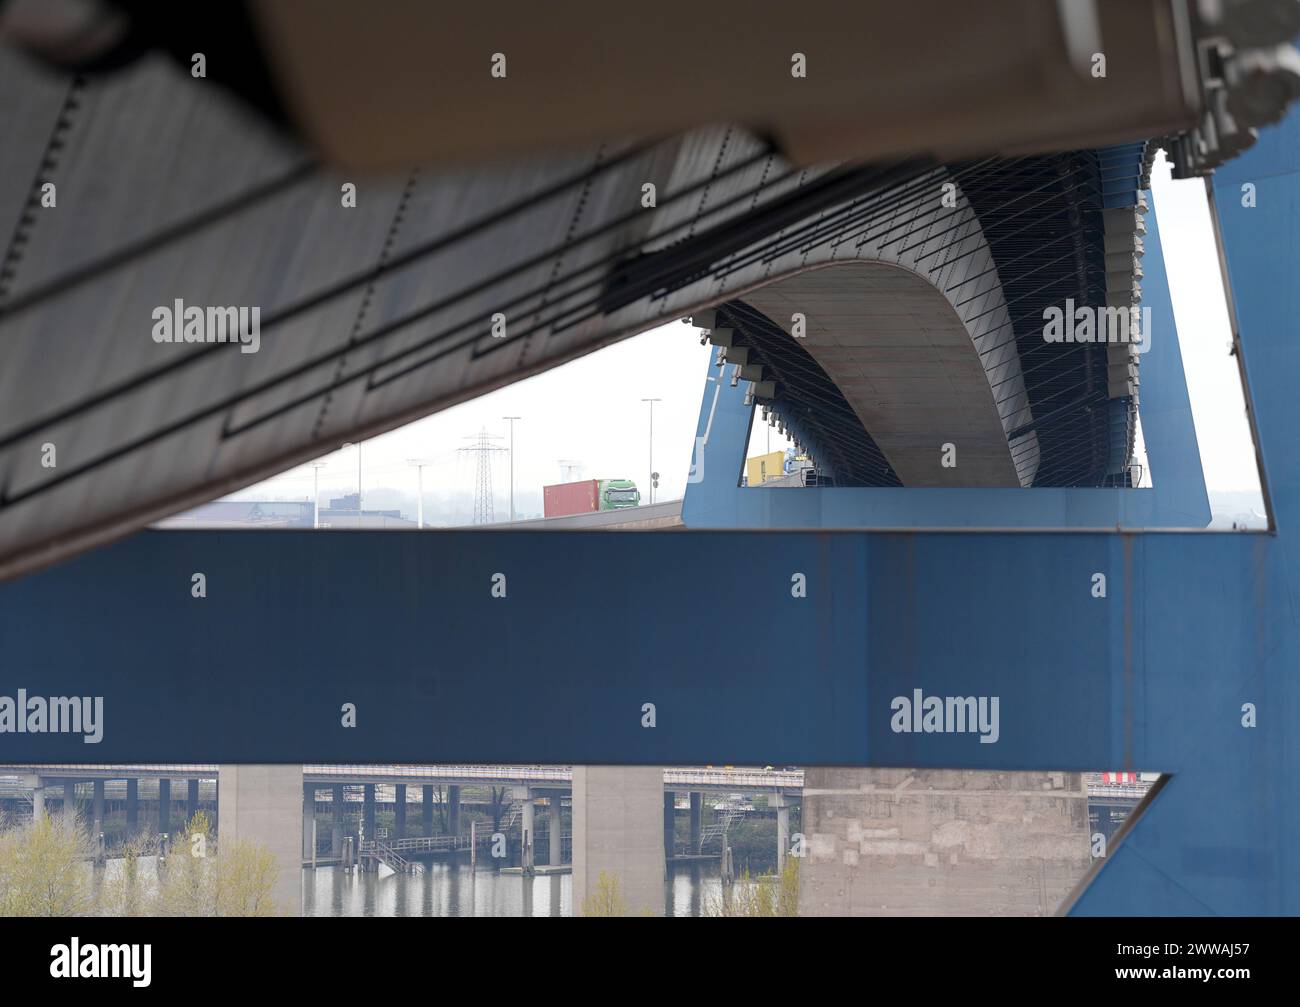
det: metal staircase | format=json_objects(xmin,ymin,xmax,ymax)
[
  {"xmin": 360, "ymin": 839, "xmax": 424, "ymax": 874},
  {"xmin": 697, "ymin": 806, "xmax": 747, "ymax": 853}
]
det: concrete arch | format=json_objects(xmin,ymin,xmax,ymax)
[
  {"xmin": 737, "ymin": 260, "xmax": 1033, "ymax": 487},
  {"xmin": 666, "ymin": 166, "xmax": 1040, "ymax": 487}
]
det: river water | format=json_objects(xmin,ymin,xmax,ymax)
[{"xmin": 302, "ymin": 861, "xmax": 727, "ymax": 917}]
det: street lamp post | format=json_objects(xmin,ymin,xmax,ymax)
[
  {"xmin": 407, "ymin": 459, "xmax": 434, "ymax": 528},
  {"xmin": 641, "ymin": 398, "xmax": 661, "ymax": 504},
  {"xmin": 311, "ymin": 462, "xmax": 328, "ymax": 529},
  {"xmin": 502, "ymin": 416, "xmax": 521, "ymax": 522}
]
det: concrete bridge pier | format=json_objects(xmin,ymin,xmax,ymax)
[
  {"xmin": 302, "ymin": 785, "xmax": 316, "ymax": 863},
  {"xmin": 572, "ymin": 766, "xmax": 666, "ymax": 916},
  {"xmin": 158, "ymin": 779, "xmax": 171, "ymax": 835},
  {"xmin": 332, "ymin": 785, "xmax": 344, "ymax": 856},
  {"xmin": 422, "ymin": 785, "xmax": 434, "ymax": 836},
  {"xmin": 362, "ymin": 784, "xmax": 376, "ymax": 847},
  {"xmin": 92, "ymin": 780, "xmax": 105, "ymax": 862},
  {"xmin": 125, "ymin": 778, "xmax": 138, "ymax": 836},
  {"xmin": 664, "ymin": 792, "xmax": 676, "ymax": 858},
  {"xmin": 187, "ymin": 779, "xmax": 200, "ymax": 824},
  {"xmin": 516, "ymin": 787, "xmax": 535, "ymax": 872},
  {"xmin": 218, "ymin": 765, "xmax": 303, "ymax": 915},
  {"xmin": 448, "ymin": 785, "xmax": 461, "ymax": 836},
  {"xmin": 394, "ymin": 785, "xmax": 407, "ymax": 839},
  {"xmin": 63, "ymin": 781, "xmax": 76, "ymax": 819},
  {"xmin": 773, "ymin": 792, "xmax": 791, "ymax": 872},
  {"xmin": 689, "ymin": 793, "xmax": 702, "ymax": 853},
  {"xmin": 548, "ymin": 790, "xmax": 564, "ymax": 866},
  {"xmin": 26, "ymin": 775, "xmax": 45, "ymax": 821}
]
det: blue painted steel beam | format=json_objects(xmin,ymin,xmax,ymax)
[
  {"xmin": 0, "ymin": 524, "xmax": 1272, "ymax": 773},
  {"xmin": 0, "ymin": 520, "xmax": 1291, "ymax": 915}
]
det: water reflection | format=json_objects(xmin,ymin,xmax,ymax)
[{"xmin": 302, "ymin": 861, "xmax": 729, "ymax": 917}]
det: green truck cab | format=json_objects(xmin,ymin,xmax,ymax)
[{"xmin": 598, "ymin": 479, "xmax": 640, "ymax": 509}]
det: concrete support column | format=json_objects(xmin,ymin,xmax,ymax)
[
  {"xmin": 520, "ymin": 790, "xmax": 535, "ymax": 872},
  {"xmin": 394, "ymin": 785, "xmax": 407, "ymax": 840},
  {"xmin": 548, "ymin": 791, "xmax": 564, "ymax": 866},
  {"xmin": 92, "ymin": 780, "xmax": 105, "ymax": 860},
  {"xmin": 30, "ymin": 776, "xmax": 45, "ymax": 821},
  {"xmin": 571, "ymin": 766, "xmax": 666, "ymax": 917},
  {"xmin": 125, "ymin": 778, "xmax": 138, "ymax": 835},
  {"xmin": 664, "ymin": 791, "xmax": 676, "ymax": 858},
  {"xmin": 774, "ymin": 793, "xmax": 790, "ymax": 873},
  {"xmin": 157, "ymin": 779, "xmax": 171, "ymax": 835},
  {"xmin": 302, "ymin": 785, "xmax": 316, "ymax": 861},
  {"xmin": 63, "ymin": 781, "xmax": 76, "ymax": 820},
  {"xmin": 218, "ymin": 765, "xmax": 304, "ymax": 915},
  {"xmin": 362, "ymin": 784, "xmax": 376, "ymax": 845},
  {"xmin": 689, "ymin": 792, "xmax": 702, "ymax": 853},
  {"xmin": 422, "ymin": 785, "xmax": 434, "ymax": 836},
  {"xmin": 187, "ymin": 779, "xmax": 200, "ymax": 823},
  {"xmin": 331, "ymin": 786, "xmax": 344, "ymax": 856},
  {"xmin": 448, "ymin": 785, "xmax": 461, "ymax": 836}
]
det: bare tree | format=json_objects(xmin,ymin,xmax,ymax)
[{"xmin": 0, "ymin": 814, "xmax": 95, "ymax": 916}]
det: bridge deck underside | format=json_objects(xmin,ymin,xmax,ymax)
[
  {"xmin": 958, "ymin": 153, "xmax": 1136, "ymax": 487},
  {"xmin": 741, "ymin": 264, "xmax": 1022, "ymax": 487}
]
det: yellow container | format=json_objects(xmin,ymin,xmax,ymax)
[{"xmin": 745, "ymin": 450, "xmax": 787, "ymax": 486}]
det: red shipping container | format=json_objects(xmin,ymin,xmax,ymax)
[{"xmin": 544, "ymin": 479, "xmax": 599, "ymax": 517}]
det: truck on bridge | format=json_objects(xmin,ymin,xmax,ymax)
[{"xmin": 543, "ymin": 478, "xmax": 640, "ymax": 517}]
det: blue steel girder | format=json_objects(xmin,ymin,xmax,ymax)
[
  {"xmin": 2, "ymin": 112, "xmax": 1300, "ymax": 919},
  {"xmin": 0, "ymin": 523, "xmax": 1289, "ymax": 912},
  {"xmin": 0, "ymin": 524, "xmax": 1276, "ymax": 774}
]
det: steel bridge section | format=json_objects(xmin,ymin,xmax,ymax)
[
  {"xmin": 2, "ymin": 100, "xmax": 1300, "ymax": 922},
  {"xmin": 0, "ymin": 518, "xmax": 1289, "ymax": 912},
  {"xmin": 682, "ymin": 197, "xmax": 1210, "ymax": 530}
]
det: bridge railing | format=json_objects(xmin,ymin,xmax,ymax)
[
  {"xmin": 0, "ymin": 763, "xmax": 806, "ymax": 790},
  {"xmin": 307, "ymin": 764, "xmax": 572, "ymax": 784}
]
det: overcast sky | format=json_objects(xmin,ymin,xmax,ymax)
[{"xmin": 230, "ymin": 152, "xmax": 1262, "ymax": 525}]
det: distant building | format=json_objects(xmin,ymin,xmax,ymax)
[
  {"xmin": 157, "ymin": 495, "xmax": 415, "ymax": 530},
  {"xmin": 155, "ymin": 500, "xmax": 313, "ymax": 528},
  {"xmin": 318, "ymin": 493, "xmax": 414, "ymax": 528}
]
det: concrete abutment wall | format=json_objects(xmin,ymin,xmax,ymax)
[{"xmin": 798, "ymin": 768, "xmax": 1092, "ymax": 916}]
